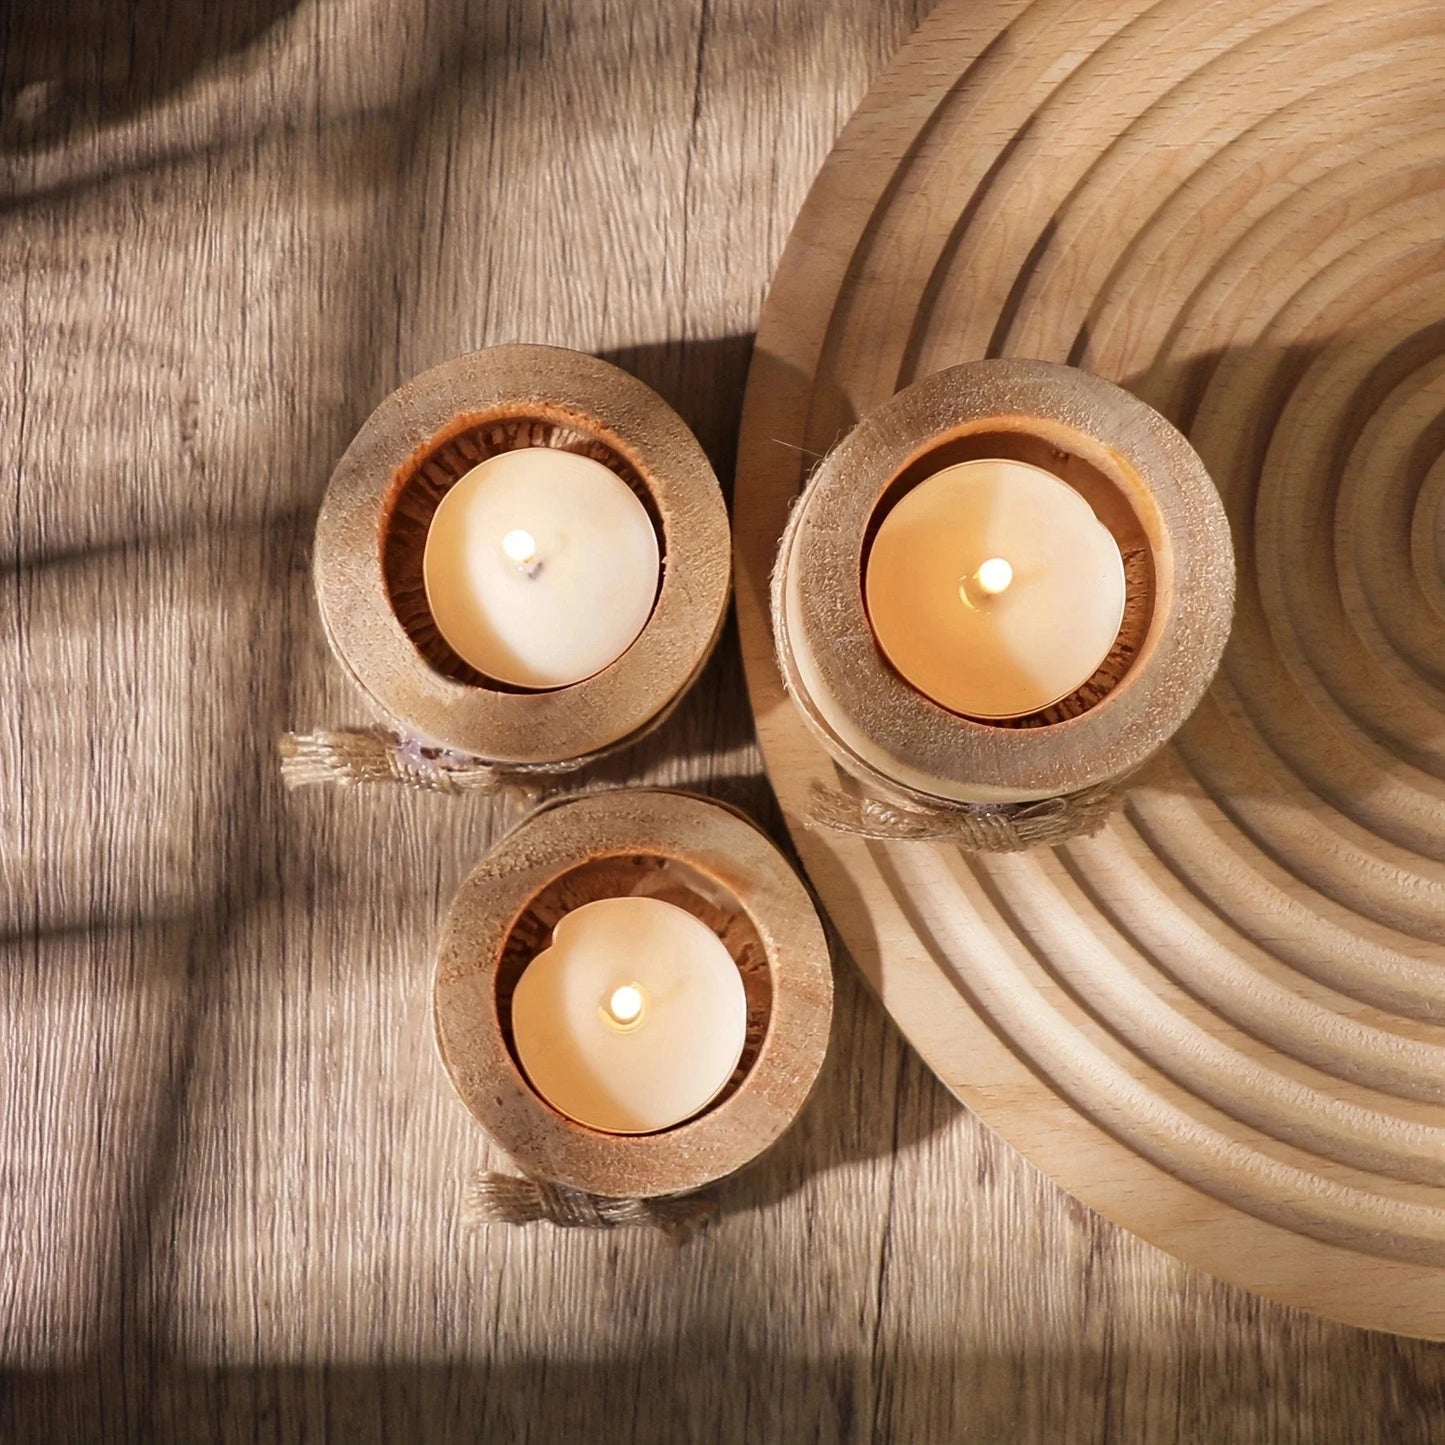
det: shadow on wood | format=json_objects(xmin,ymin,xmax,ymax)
[
  {"xmin": 0, "ymin": 0, "xmax": 304, "ymax": 150},
  {"xmin": 7, "ymin": 1325, "xmax": 1445, "ymax": 1445}
]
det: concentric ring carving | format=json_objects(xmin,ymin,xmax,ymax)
[{"xmin": 735, "ymin": 0, "xmax": 1445, "ymax": 1335}]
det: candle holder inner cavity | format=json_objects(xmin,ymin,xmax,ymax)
[
  {"xmin": 860, "ymin": 419, "xmax": 1158, "ymax": 727},
  {"xmin": 495, "ymin": 852, "xmax": 772, "ymax": 1124},
  {"xmin": 382, "ymin": 406, "xmax": 666, "ymax": 691}
]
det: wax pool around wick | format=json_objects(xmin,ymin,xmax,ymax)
[
  {"xmin": 972, "ymin": 556, "xmax": 1014, "ymax": 597},
  {"xmin": 422, "ymin": 448, "xmax": 661, "ymax": 690},
  {"xmin": 510, "ymin": 896, "xmax": 748, "ymax": 1135},
  {"xmin": 864, "ymin": 458, "xmax": 1126, "ymax": 720}
]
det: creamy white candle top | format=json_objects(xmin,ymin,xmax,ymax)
[
  {"xmin": 423, "ymin": 448, "xmax": 660, "ymax": 689},
  {"xmin": 509, "ymin": 896, "xmax": 748, "ymax": 1135},
  {"xmin": 864, "ymin": 458, "xmax": 1125, "ymax": 719}
]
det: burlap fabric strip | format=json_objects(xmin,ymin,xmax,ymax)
[
  {"xmin": 276, "ymin": 661, "xmax": 693, "ymax": 796},
  {"xmin": 278, "ymin": 729, "xmax": 554, "ymax": 794},
  {"xmin": 802, "ymin": 777, "xmax": 1129, "ymax": 851},
  {"xmin": 465, "ymin": 1171, "xmax": 718, "ymax": 1243}
]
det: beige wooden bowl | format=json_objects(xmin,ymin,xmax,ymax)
[
  {"xmin": 774, "ymin": 358, "xmax": 1235, "ymax": 804},
  {"xmin": 433, "ymin": 790, "xmax": 833, "ymax": 1198},
  {"xmin": 314, "ymin": 345, "xmax": 731, "ymax": 765}
]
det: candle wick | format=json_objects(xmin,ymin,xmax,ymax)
[
  {"xmin": 974, "ymin": 556, "xmax": 1014, "ymax": 596},
  {"xmin": 501, "ymin": 528, "xmax": 540, "ymax": 573},
  {"xmin": 605, "ymin": 983, "xmax": 647, "ymax": 1028}
]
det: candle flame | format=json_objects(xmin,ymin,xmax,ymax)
[
  {"xmin": 974, "ymin": 556, "xmax": 1014, "ymax": 596},
  {"xmin": 501, "ymin": 528, "xmax": 538, "ymax": 566},
  {"xmin": 606, "ymin": 983, "xmax": 646, "ymax": 1026}
]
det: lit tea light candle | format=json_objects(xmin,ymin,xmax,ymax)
[
  {"xmin": 510, "ymin": 896, "xmax": 748, "ymax": 1134},
  {"xmin": 422, "ymin": 448, "xmax": 660, "ymax": 689},
  {"xmin": 864, "ymin": 458, "xmax": 1126, "ymax": 719},
  {"xmin": 501, "ymin": 528, "xmax": 540, "ymax": 569},
  {"xmin": 972, "ymin": 555, "xmax": 1014, "ymax": 596}
]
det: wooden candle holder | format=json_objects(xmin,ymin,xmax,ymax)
[
  {"xmin": 774, "ymin": 358, "xmax": 1235, "ymax": 807},
  {"xmin": 433, "ymin": 790, "xmax": 833, "ymax": 1199},
  {"xmin": 313, "ymin": 345, "xmax": 731, "ymax": 765}
]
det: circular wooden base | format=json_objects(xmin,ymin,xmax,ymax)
[
  {"xmin": 433, "ymin": 791, "xmax": 833, "ymax": 1198},
  {"xmin": 736, "ymin": 0, "xmax": 1445, "ymax": 1336}
]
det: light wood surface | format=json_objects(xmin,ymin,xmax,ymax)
[
  {"xmin": 6, "ymin": 0, "xmax": 1445, "ymax": 1440},
  {"xmin": 736, "ymin": 0, "xmax": 1445, "ymax": 1341}
]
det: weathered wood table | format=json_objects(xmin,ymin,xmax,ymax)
[{"xmin": 4, "ymin": 2, "xmax": 1444, "ymax": 1439}]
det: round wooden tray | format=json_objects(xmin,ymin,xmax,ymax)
[{"xmin": 735, "ymin": 0, "xmax": 1445, "ymax": 1338}]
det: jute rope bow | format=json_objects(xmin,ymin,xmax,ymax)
[
  {"xmin": 804, "ymin": 778, "xmax": 1127, "ymax": 851},
  {"xmin": 278, "ymin": 729, "xmax": 578, "ymax": 794},
  {"xmin": 277, "ymin": 659, "xmax": 699, "ymax": 796},
  {"xmin": 464, "ymin": 1172, "xmax": 718, "ymax": 1244}
]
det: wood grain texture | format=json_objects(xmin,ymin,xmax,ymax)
[
  {"xmin": 774, "ymin": 358, "xmax": 1233, "ymax": 803},
  {"xmin": 434, "ymin": 790, "xmax": 831, "ymax": 1199},
  {"xmin": 736, "ymin": 0, "xmax": 1445, "ymax": 1343},
  {"xmin": 316, "ymin": 344, "xmax": 731, "ymax": 762},
  {"xmin": 4, "ymin": 0, "xmax": 1445, "ymax": 1440}
]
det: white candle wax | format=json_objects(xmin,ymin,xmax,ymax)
[
  {"xmin": 422, "ymin": 448, "xmax": 660, "ymax": 689},
  {"xmin": 510, "ymin": 896, "xmax": 748, "ymax": 1135},
  {"xmin": 864, "ymin": 459, "xmax": 1125, "ymax": 719}
]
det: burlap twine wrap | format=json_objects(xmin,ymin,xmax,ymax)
[
  {"xmin": 802, "ymin": 776, "xmax": 1128, "ymax": 850},
  {"xmin": 430, "ymin": 792, "xmax": 832, "ymax": 1238},
  {"xmin": 276, "ymin": 693, "xmax": 687, "ymax": 797},
  {"xmin": 464, "ymin": 1172, "xmax": 718, "ymax": 1243},
  {"xmin": 293, "ymin": 345, "xmax": 731, "ymax": 791},
  {"xmin": 765, "ymin": 360, "xmax": 1239, "ymax": 850},
  {"xmin": 279, "ymin": 728, "xmax": 567, "ymax": 794}
]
